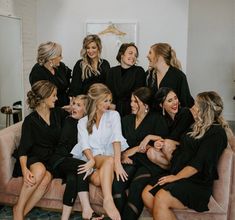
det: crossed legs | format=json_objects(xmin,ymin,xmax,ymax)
[
  {"xmin": 91, "ymin": 155, "xmax": 121, "ymax": 220},
  {"xmin": 13, "ymin": 162, "xmax": 52, "ymax": 220}
]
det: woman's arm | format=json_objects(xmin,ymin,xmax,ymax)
[
  {"xmin": 139, "ymin": 134, "xmax": 163, "ymax": 152},
  {"xmin": 158, "ymin": 166, "xmax": 198, "ymax": 185},
  {"xmin": 19, "ymin": 156, "xmax": 36, "ymax": 186},
  {"xmin": 113, "ymin": 141, "xmax": 128, "ymax": 182}
]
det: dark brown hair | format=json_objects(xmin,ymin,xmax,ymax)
[{"xmin": 116, "ymin": 42, "xmax": 139, "ymax": 63}]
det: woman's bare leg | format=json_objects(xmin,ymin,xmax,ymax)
[
  {"xmin": 94, "ymin": 155, "xmax": 121, "ymax": 220},
  {"xmin": 13, "ymin": 163, "xmax": 47, "ymax": 220},
  {"xmin": 142, "ymin": 184, "xmax": 155, "ymax": 213},
  {"xmin": 153, "ymin": 189, "xmax": 186, "ymax": 220},
  {"xmin": 147, "ymin": 148, "xmax": 170, "ymax": 169},
  {"xmin": 61, "ymin": 204, "xmax": 73, "ymax": 220},
  {"xmin": 23, "ymin": 171, "xmax": 52, "ymax": 216}
]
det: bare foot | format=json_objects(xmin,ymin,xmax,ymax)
[
  {"xmin": 13, "ymin": 205, "xmax": 24, "ymax": 220},
  {"xmin": 82, "ymin": 208, "xmax": 104, "ymax": 220},
  {"xmin": 103, "ymin": 198, "xmax": 121, "ymax": 220}
]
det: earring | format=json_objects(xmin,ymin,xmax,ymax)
[
  {"xmin": 145, "ymin": 107, "xmax": 148, "ymax": 113},
  {"xmin": 49, "ymin": 61, "xmax": 53, "ymax": 67},
  {"xmin": 162, "ymin": 108, "xmax": 165, "ymax": 115}
]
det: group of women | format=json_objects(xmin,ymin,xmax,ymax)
[{"xmin": 12, "ymin": 34, "xmax": 233, "ymax": 220}]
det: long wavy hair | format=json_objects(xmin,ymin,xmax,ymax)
[
  {"xmin": 86, "ymin": 83, "xmax": 112, "ymax": 134},
  {"xmin": 146, "ymin": 43, "xmax": 182, "ymax": 85},
  {"xmin": 80, "ymin": 34, "xmax": 102, "ymax": 81},
  {"xmin": 190, "ymin": 91, "xmax": 233, "ymax": 139}
]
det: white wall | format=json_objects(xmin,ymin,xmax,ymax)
[
  {"xmin": 187, "ymin": 0, "xmax": 235, "ymax": 120},
  {"xmin": 0, "ymin": 16, "xmax": 22, "ymax": 128},
  {"xmin": 36, "ymin": 0, "xmax": 189, "ymax": 70},
  {"xmin": 0, "ymin": 0, "xmax": 37, "ymax": 126}
]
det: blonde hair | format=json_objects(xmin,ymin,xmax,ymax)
[
  {"xmin": 151, "ymin": 43, "xmax": 182, "ymax": 70},
  {"xmin": 37, "ymin": 41, "xmax": 62, "ymax": 65},
  {"xmin": 80, "ymin": 35, "xmax": 102, "ymax": 81},
  {"xmin": 27, "ymin": 80, "xmax": 57, "ymax": 109},
  {"xmin": 73, "ymin": 94, "xmax": 90, "ymax": 116},
  {"xmin": 86, "ymin": 83, "xmax": 112, "ymax": 134},
  {"xmin": 190, "ymin": 91, "xmax": 233, "ymax": 139}
]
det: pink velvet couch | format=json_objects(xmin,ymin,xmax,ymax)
[{"xmin": 0, "ymin": 122, "xmax": 234, "ymax": 220}]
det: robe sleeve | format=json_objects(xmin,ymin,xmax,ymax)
[
  {"xmin": 110, "ymin": 111, "xmax": 129, "ymax": 151},
  {"xmin": 18, "ymin": 117, "xmax": 34, "ymax": 157},
  {"xmin": 69, "ymin": 60, "xmax": 83, "ymax": 96},
  {"xmin": 71, "ymin": 117, "xmax": 90, "ymax": 160},
  {"xmin": 188, "ymin": 130, "xmax": 227, "ymax": 179},
  {"xmin": 179, "ymin": 73, "xmax": 194, "ymax": 108}
]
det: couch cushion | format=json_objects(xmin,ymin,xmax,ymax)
[{"xmin": 0, "ymin": 122, "xmax": 22, "ymax": 188}]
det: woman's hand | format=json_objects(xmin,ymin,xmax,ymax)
[
  {"xmin": 121, "ymin": 155, "xmax": 133, "ymax": 164},
  {"xmin": 158, "ymin": 175, "xmax": 178, "ymax": 185},
  {"xmin": 139, "ymin": 136, "xmax": 151, "ymax": 152},
  {"xmin": 114, "ymin": 161, "xmax": 128, "ymax": 182},
  {"xmin": 77, "ymin": 159, "xmax": 95, "ymax": 180},
  {"xmin": 22, "ymin": 167, "xmax": 36, "ymax": 187}
]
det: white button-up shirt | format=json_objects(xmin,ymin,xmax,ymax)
[{"xmin": 71, "ymin": 110, "xmax": 129, "ymax": 161}]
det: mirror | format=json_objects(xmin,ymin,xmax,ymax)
[{"xmin": 0, "ymin": 15, "xmax": 23, "ymax": 128}]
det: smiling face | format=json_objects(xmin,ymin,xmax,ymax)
[
  {"xmin": 86, "ymin": 41, "xmax": 99, "ymax": 60},
  {"xmin": 96, "ymin": 94, "xmax": 112, "ymax": 114},
  {"xmin": 121, "ymin": 46, "xmax": 138, "ymax": 68},
  {"xmin": 147, "ymin": 47, "xmax": 157, "ymax": 68},
  {"xmin": 44, "ymin": 88, "xmax": 58, "ymax": 109},
  {"xmin": 130, "ymin": 95, "xmax": 146, "ymax": 115},
  {"xmin": 71, "ymin": 98, "xmax": 86, "ymax": 119},
  {"xmin": 162, "ymin": 91, "xmax": 179, "ymax": 118}
]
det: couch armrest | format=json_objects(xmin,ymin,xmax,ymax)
[
  {"xmin": 0, "ymin": 122, "xmax": 22, "ymax": 188},
  {"xmin": 212, "ymin": 146, "xmax": 234, "ymax": 211}
]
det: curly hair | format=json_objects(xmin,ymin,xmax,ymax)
[
  {"xmin": 80, "ymin": 34, "xmax": 102, "ymax": 81},
  {"xmin": 190, "ymin": 91, "xmax": 233, "ymax": 139},
  {"xmin": 27, "ymin": 80, "xmax": 57, "ymax": 109}
]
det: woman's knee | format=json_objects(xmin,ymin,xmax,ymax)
[
  {"xmin": 39, "ymin": 171, "xmax": 52, "ymax": 188},
  {"xmin": 30, "ymin": 163, "xmax": 47, "ymax": 182},
  {"xmin": 147, "ymin": 148, "xmax": 158, "ymax": 162},
  {"xmin": 142, "ymin": 185, "xmax": 154, "ymax": 207},
  {"xmin": 103, "ymin": 156, "xmax": 114, "ymax": 167},
  {"xmin": 154, "ymin": 189, "xmax": 171, "ymax": 208}
]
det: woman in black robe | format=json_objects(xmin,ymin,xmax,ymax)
[
  {"xmin": 13, "ymin": 81, "xmax": 67, "ymax": 220},
  {"xmin": 29, "ymin": 41, "xmax": 72, "ymax": 107},
  {"xmin": 142, "ymin": 91, "xmax": 233, "ymax": 219},
  {"xmin": 139, "ymin": 87, "xmax": 195, "ymax": 169},
  {"xmin": 69, "ymin": 34, "xmax": 110, "ymax": 96},
  {"xmin": 146, "ymin": 43, "xmax": 194, "ymax": 108},
  {"xmin": 106, "ymin": 43, "xmax": 146, "ymax": 117},
  {"xmin": 112, "ymin": 87, "xmax": 169, "ymax": 220}
]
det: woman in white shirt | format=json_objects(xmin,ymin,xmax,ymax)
[{"xmin": 71, "ymin": 83, "xmax": 128, "ymax": 220}]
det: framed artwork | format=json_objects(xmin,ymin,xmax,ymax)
[{"xmin": 86, "ymin": 20, "xmax": 138, "ymax": 66}]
